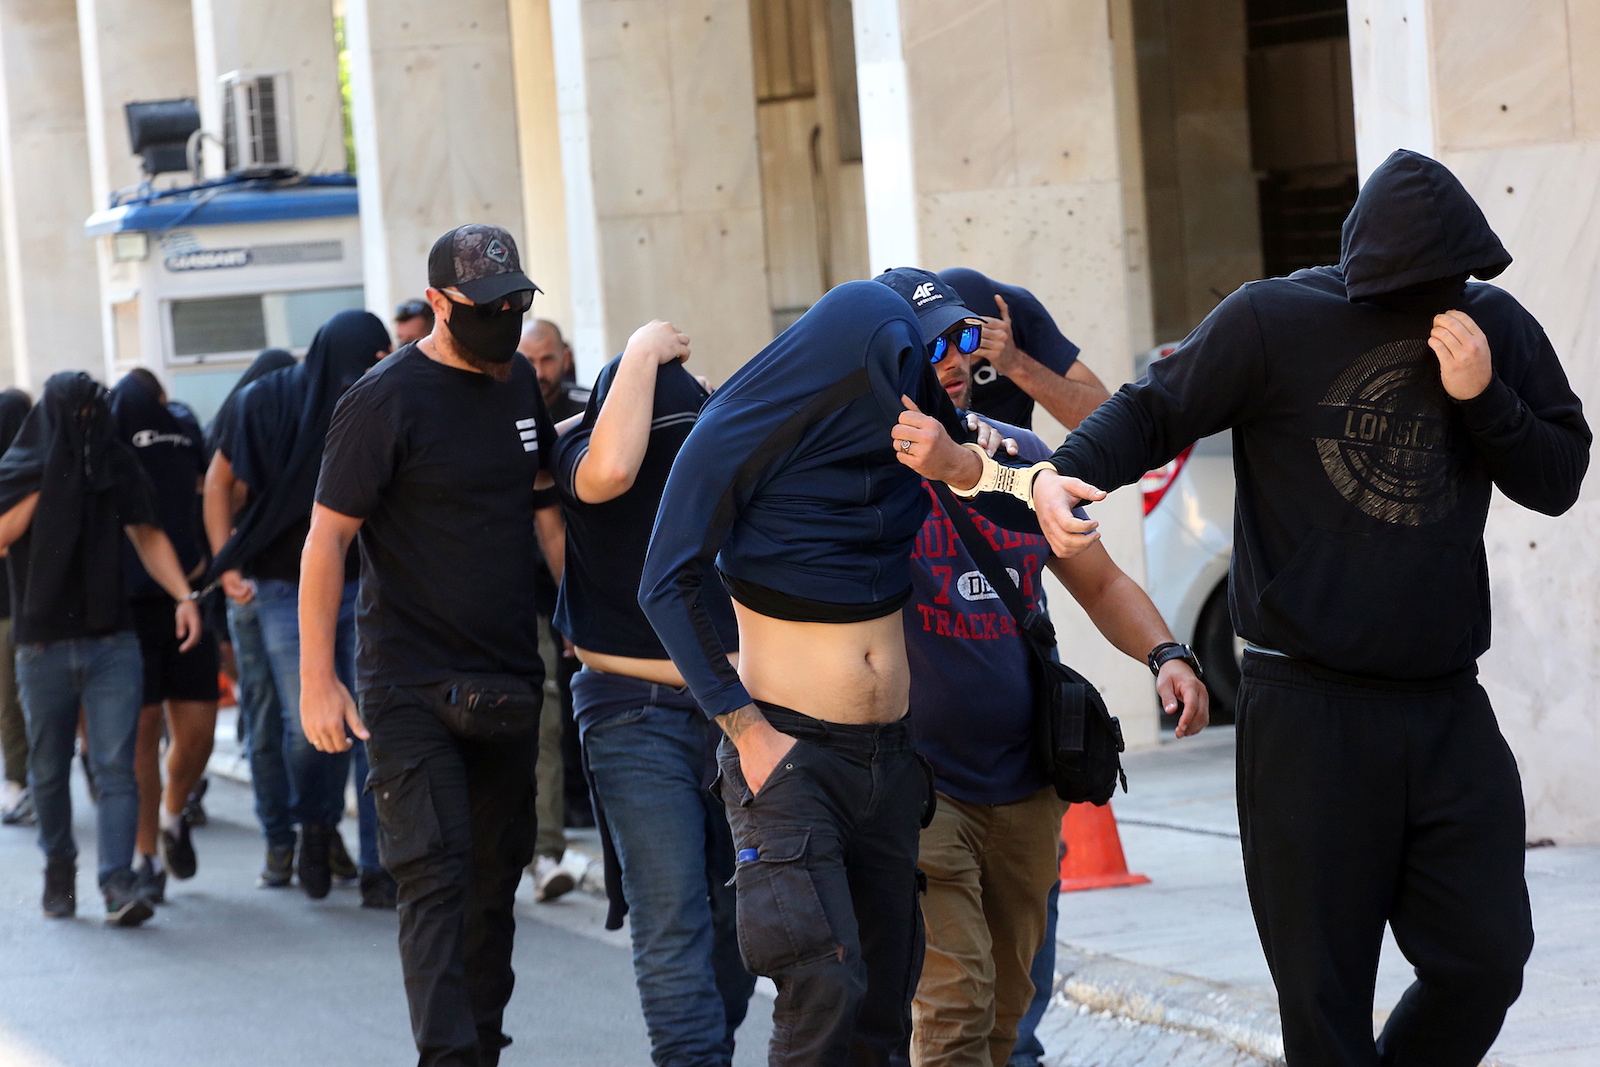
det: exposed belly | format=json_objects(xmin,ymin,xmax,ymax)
[
  {"xmin": 574, "ymin": 649, "xmax": 690, "ymax": 688},
  {"xmin": 732, "ymin": 602, "xmax": 909, "ymax": 724}
]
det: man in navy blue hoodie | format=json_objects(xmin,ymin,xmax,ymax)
[
  {"xmin": 639, "ymin": 270, "xmax": 1084, "ymax": 1066},
  {"xmin": 1029, "ymin": 151, "xmax": 1591, "ymax": 1066}
]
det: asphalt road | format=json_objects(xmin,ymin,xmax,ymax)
[{"xmin": 0, "ymin": 769, "xmax": 774, "ymax": 1067}]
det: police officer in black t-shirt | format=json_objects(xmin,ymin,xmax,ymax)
[{"xmin": 298, "ymin": 225, "xmax": 560, "ymax": 1067}]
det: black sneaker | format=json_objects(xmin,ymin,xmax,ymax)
[
  {"xmin": 258, "ymin": 843, "xmax": 295, "ymax": 888},
  {"xmin": 359, "ymin": 868, "xmax": 398, "ymax": 910},
  {"xmin": 298, "ymin": 823, "xmax": 333, "ymax": 900},
  {"xmin": 102, "ymin": 870, "xmax": 154, "ymax": 928},
  {"xmin": 135, "ymin": 855, "xmax": 167, "ymax": 905},
  {"xmin": 161, "ymin": 813, "xmax": 197, "ymax": 880},
  {"xmin": 42, "ymin": 858, "xmax": 75, "ymax": 919},
  {"xmin": 328, "ymin": 830, "xmax": 358, "ymax": 885},
  {"xmin": 183, "ymin": 777, "xmax": 209, "ymax": 828}
]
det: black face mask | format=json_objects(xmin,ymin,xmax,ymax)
[{"xmin": 444, "ymin": 296, "xmax": 527, "ymax": 364}]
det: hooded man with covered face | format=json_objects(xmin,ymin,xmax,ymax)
[
  {"xmin": 1025, "ymin": 150, "xmax": 1591, "ymax": 1065},
  {"xmin": 205, "ymin": 311, "xmax": 392, "ymax": 903},
  {"xmin": 0, "ymin": 372, "xmax": 203, "ymax": 926}
]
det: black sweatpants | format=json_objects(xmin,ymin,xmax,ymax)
[
  {"xmin": 715, "ymin": 704, "xmax": 934, "ymax": 1067},
  {"xmin": 1236, "ymin": 653, "xmax": 1533, "ymax": 1067},
  {"xmin": 362, "ymin": 686, "xmax": 539, "ymax": 1067}
]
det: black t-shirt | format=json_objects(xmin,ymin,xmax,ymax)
[
  {"xmin": 116, "ymin": 414, "xmax": 205, "ymax": 601},
  {"xmin": 316, "ymin": 345, "xmax": 557, "ymax": 690},
  {"xmin": 10, "ymin": 466, "xmax": 158, "ymax": 643},
  {"xmin": 553, "ymin": 358, "xmax": 738, "ymax": 659}
]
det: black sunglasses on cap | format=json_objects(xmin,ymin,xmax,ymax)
[
  {"xmin": 443, "ymin": 289, "xmax": 536, "ymax": 318},
  {"xmin": 929, "ymin": 321, "xmax": 982, "ymax": 364},
  {"xmin": 395, "ymin": 299, "xmax": 429, "ymax": 320}
]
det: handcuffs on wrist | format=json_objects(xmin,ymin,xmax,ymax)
[{"xmin": 947, "ymin": 442, "xmax": 1058, "ymax": 511}]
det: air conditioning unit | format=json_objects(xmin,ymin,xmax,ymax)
[{"xmin": 220, "ymin": 70, "xmax": 295, "ymax": 177}]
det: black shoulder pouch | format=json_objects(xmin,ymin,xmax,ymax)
[
  {"xmin": 931, "ymin": 483, "xmax": 1127, "ymax": 805},
  {"xmin": 431, "ymin": 674, "xmax": 542, "ymax": 741}
]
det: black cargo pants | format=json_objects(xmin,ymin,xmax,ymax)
[
  {"xmin": 1236, "ymin": 653, "xmax": 1533, "ymax": 1067},
  {"xmin": 361, "ymin": 686, "xmax": 539, "ymax": 1067},
  {"xmin": 715, "ymin": 703, "xmax": 934, "ymax": 1067}
]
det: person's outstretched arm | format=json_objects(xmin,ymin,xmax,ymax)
[
  {"xmin": 299, "ymin": 504, "xmax": 366, "ymax": 754},
  {"xmin": 1034, "ymin": 288, "xmax": 1268, "ymax": 556},
  {"xmin": 1431, "ymin": 309, "xmax": 1590, "ymax": 515}
]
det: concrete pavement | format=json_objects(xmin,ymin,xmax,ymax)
[{"xmin": 0, "ymin": 767, "xmax": 774, "ymax": 1067}]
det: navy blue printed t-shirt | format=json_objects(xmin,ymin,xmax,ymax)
[
  {"xmin": 906, "ymin": 424, "xmax": 1078, "ymax": 805},
  {"xmin": 552, "ymin": 356, "xmax": 738, "ymax": 660},
  {"xmin": 315, "ymin": 344, "xmax": 557, "ymax": 691},
  {"xmin": 938, "ymin": 269, "xmax": 1081, "ymax": 430}
]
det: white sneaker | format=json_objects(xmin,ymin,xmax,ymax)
[{"xmin": 533, "ymin": 854, "xmax": 576, "ymax": 903}]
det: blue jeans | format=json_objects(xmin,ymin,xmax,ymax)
[
  {"xmin": 1007, "ymin": 882, "xmax": 1058, "ymax": 1066},
  {"xmin": 229, "ymin": 596, "xmax": 295, "ymax": 850},
  {"xmin": 575, "ymin": 669, "xmax": 754, "ymax": 1067},
  {"xmin": 18, "ymin": 632, "xmax": 144, "ymax": 884},
  {"xmin": 255, "ymin": 579, "xmax": 378, "ymax": 871}
]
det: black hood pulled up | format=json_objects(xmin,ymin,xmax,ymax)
[{"xmin": 1340, "ymin": 149, "xmax": 1512, "ymax": 301}]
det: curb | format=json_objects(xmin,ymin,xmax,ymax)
[
  {"xmin": 1050, "ymin": 945, "xmax": 1284, "ymax": 1063},
  {"xmin": 1047, "ymin": 945, "xmax": 1521, "ymax": 1067}
]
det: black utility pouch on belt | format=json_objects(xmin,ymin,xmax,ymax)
[
  {"xmin": 432, "ymin": 674, "xmax": 542, "ymax": 741},
  {"xmin": 931, "ymin": 484, "xmax": 1127, "ymax": 805}
]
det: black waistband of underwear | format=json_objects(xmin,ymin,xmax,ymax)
[
  {"xmin": 754, "ymin": 700, "xmax": 914, "ymax": 753},
  {"xmin": 719, "ymin": 571, "xmax": 911, "ymax": 624}
]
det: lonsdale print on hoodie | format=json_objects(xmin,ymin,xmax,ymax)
[{"xmin": 1048, "ymin": 149, "xmax": 1591, "ymax": 683}]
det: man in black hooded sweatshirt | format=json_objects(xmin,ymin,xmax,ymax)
[
  {"xmin": 0, "ymin": 388, "xmax": 34, "ymax": 826},
  {"xmin": 0, "ymin": 372, "xmax": 202, "ymax": 926},
  {"xmin": 1026, "ymin": 150, "xmax": 1591, "ymax": 1066}
]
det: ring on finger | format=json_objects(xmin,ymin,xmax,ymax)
[{"xmin": 899, "ymin": 438, "xmax": 913, "ymax": 453}]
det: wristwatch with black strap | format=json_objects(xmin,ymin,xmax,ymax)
[{"xmin": 1147, "ymin": 641, "xmax": 1203, "ymax": 681}]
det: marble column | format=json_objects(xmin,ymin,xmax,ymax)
[
  {"xmin": 537, "ymin": 0, "xmax": 772, "ymax": 382},
  {"xmin": 0, "ymin": 0, "xmax": 102, "ymax": 388},
  {"xmin": 344, "ymin": 0, "xmax": 527, "ymax": 319},
  {"xmin": 854, "ymin": 0, "xmax": 1158, "ymax": 748},
  {"xmin": 1352, "ymin": 0, "xmax": 1600, "ymax": 843},
  {"xmin": 189, "ymin": 0, "xmax": 344, "ymax": 178}
]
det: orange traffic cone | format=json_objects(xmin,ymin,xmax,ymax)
[{"xmin": 1059, "ymin": 801, "xmax": 1151, "ymax": 892}]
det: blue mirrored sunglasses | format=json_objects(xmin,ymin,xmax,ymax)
[{"xmin": 929, "ymin": 323, "xmax": 982, "ymax": 364}]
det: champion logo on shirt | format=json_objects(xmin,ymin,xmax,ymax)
[
  {"xmin": 131, "ymin": 429, "xmax": 194, "ymax": 449},
  {"xmin": 516, "ymin": 416, "xmax": 539, "ymax": 453}
]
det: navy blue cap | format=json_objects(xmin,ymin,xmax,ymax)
[{"xmin": 874, "ymin": 267, "xmax": 975, "ymax": 344}]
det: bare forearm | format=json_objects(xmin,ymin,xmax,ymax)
[
  {"xmin": 203, "ymin": 455, "xmax": 242, "ymax": 555},
  {"xmin": 715, "ymin": 704, "xmax": 768, "ymax": 742},
  {"xmin": 575, "ymin": 350, "xmax": 658, "ymax": 503},
  {"xmin": 535, "ymin": 505, "xmax": 565, "ymax": 583},
  {"xmin": 299, "ymin": 524, "xmax": 351, "ymax": 683},
  {"xmin": 0, "ymin": 493, "xmax": 38, "ymax": 553},
  {"xmin": 1049, "ymin": 557, "xmax": 1172, "ymax": 662},
  {"xmin": 1007, "ymin": 355, "xmax": 1111, "ymax": 429},
  {"xmin": 126, "ymin": 526, "xmax": 194, "ymax": 601}
]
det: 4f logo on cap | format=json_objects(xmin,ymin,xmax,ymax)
[
  {"xmin": 911, "ymin": 282, "xmax": 939, "ymax": 304},
  {"xmin": 485, "ymin": 239, "xmax": 510, "ymax": 265}
]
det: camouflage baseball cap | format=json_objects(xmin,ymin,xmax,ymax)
[{"xmin": 427, "ymin": 224, "xmax": 541, "ymax": 306}]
